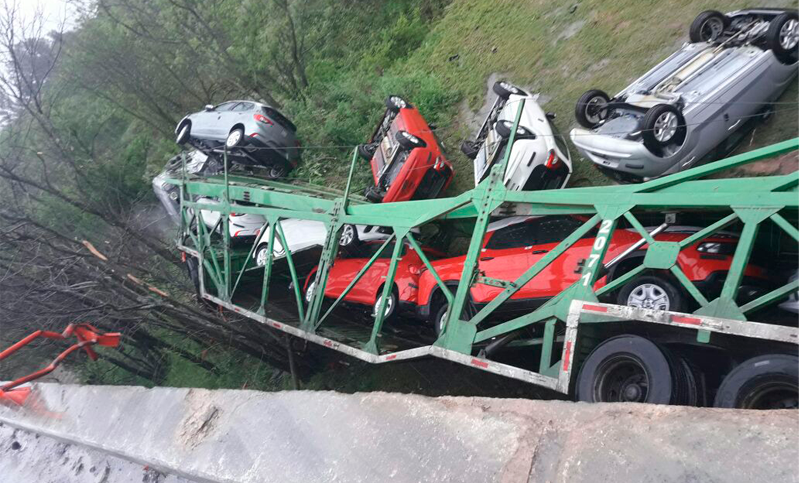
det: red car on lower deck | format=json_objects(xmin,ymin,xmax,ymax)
[
  {"xmin": 358, "ymin": 96, "xmax": 453, "ymax": 203},
  {"xmin": 414, "ymin": 216, "xmax": 771, "ymax": 329},
  {"xmin": 304, "ymin": 240, "xmax": 444, "ymax": 320}
]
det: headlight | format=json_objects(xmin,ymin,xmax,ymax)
[{"xmin": 696, "ymin": 242, "xmax": 735, "ymax": 255}]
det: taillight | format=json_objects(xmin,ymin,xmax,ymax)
[
  {"xmin": 254, "ymin": 113, "xmax": 273, "ymax": 125},
  {"xmin": 545, "ymin": 150, "xmax": 558, "ymax": 169},
  {"xmin": 230, "ymin": 213, "xmax": 243, "ymax": 217}
]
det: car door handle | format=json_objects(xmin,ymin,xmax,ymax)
[
  {"xmin": 531, "ymin": 249, "xmax": 548, "ymax": 254},
  {"xmin": 480, "ymin": 257, "xmax": 494, "ymax": 261},
  {"xmin": 727, "ymin": 119, "xmax": 742, "ymax": 131}
]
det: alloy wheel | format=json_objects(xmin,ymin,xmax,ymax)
[
  {"xmin": 627, "ymin": 283, "xmax": 671, "ymax": 311},
  {"xmin": 653, "ymin": 112, "xmax": 678, "ymax": 142},
  {"xmin": 780, "ymin": 19, "xmax": 799, "ymax": 50}
]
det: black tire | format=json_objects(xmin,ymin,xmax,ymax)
[
  {"xmin": 616, "ymin": 274, "xmax": 686, "ymax": 313},
  {"xmin": 225, "ymin": 127, "xmax": 244, "ymax": 148},
  {"xmin": 267, "ymin": 164, "xmax": 287, "ymax": 180},
  {"xmin": 255, "ymin": 244, "xmax": 270, "ymax": 267},
  {"xmin": 385, "ymin": 95, "xmax": 410, "ymax": 112},
  {"xmin": 492, "ymin": 81, "xmax": 526, "ymax": 99},
  {"xmin": 338, "ymin": 224, "xmax": 359, "ymax": 248},
  {"xmin": 766, "ymin": 12, "xmax": 799, "ymax": 65},
  {"xmin": 641, "ymin": 104, "xmax": 687, "ymax": 155},
  {"xmin": 460, "ymin": 140, "xmax": 480, "ymax": 159},
  {"xmin": 364, "ymin": 186, "xmax": 384, "ymax": 203},
  {"xmin": 358, "ymin": 143, "xmax": 377, "ymax": 160},
  {"xmin": 714, "ymin": 354, "xmax": 799, "ymax": 409},
  {"xmin": 574, "ymin": 89, "xmax": 611, "ymax": 128},
  {"xmin": 576, "ymin": 335, "xmax": 691, "ymax": 405},
  {"xmin": 494, "ymin": 120, "xmax": 534, "ymax": 139},
  {"xmin": 395, "ymin": 130, "xmax": 426, "ymax": 150},
  {"xmin": 433, "ymin": 302, "xmax": 449, "ymax": 337},
  {"xmin": 372, "ymin": 288, "xmax": 398, "ymax": 322},
  {"xmin": 176, "ymin": 122, "xmax": 191, "ymax": 145},
  {"xmin": 689, "ymin": 10, "xmax": 729, "ymax": 43}
]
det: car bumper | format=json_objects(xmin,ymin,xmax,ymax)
[{"xmin": 570, "ymin": 128, "xmax": 671, "ymax": 179}]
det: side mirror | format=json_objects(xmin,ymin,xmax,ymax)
[
  {"xmin": 204, "ymin": 104, "xmax": 214, "ymax": 111},
  {"xmin": 546, "ymin": 112, "xmax": 556, "ymax": 120}
]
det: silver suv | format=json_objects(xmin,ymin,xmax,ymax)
[
  {"xmin": 570, "ymin": 9, "xmax": 798, "ymax": 182},
  {"xmin": 175, "ymin": 100, "xmax": 301, "ymax": 179}
]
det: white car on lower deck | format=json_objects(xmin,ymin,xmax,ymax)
[{"xmin": 461, "ymin": 81, "xmax": 572, "ymax": 191}]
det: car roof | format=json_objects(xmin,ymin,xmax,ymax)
[{"xmin": 220, "ymin": 100, "xmax": 271, "ymax": 108}]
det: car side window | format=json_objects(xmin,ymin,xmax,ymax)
[
  {"xmin": 485, "ymin": 222, "xmax": 539, "ymax": 250},
  {"xmin": 233, "ymin": 102, "xmax": 253, "ymax": 112},
  {"xmin": 533, "ymin": 216, "xmax": 584, "ymax": 245},
  {"xmin": 215, "ymin": 102, "xmax": 237, "ymax": 112},
  {"xmin": 362, "ymin": 242, "xmax": 407, "ymax": 259}
]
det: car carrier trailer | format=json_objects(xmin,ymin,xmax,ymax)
[{"xmin": 168, "ymin": 99, "xmax": 799, "ymax": 408}]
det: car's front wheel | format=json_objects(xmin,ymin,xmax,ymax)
[
  {"xmin": 176, "ymin": 122, "xmax": 191, "ymax": 145},
  {"xmin": 255, "ymin": 244, "xmax": 270, "ymax": 267},
  {"xmin": 395, "ymin": 130, "xmax": 426, "ymax": 150},
  {"xmin": 766, "ymin": 12, "xmax": 799, "ymax": 64},
  {"xmin": 617, "ymin": 274, "xmax": 686, "ymax": 313},
  {"xmin": 641, "ymin": 104, "xmax": 686, "ymax": 154},
  {"xmin": 385, "ymin": 95, "xmax": 409, "ymax": 113},
  {"xmin": 492, "ymin": 81, "xmax": 526, "ymax": 99},
  {"xmin": 267, "ymin": 164, "xmax": 287, "ymax": 180},
  {"xmin": 338, "ymin": 224, "xmax": 359, "ymax": 248},
  {"xmin": 689, "ymin": 10, "xmax": 729, "ymax": 43},
  {"xmin": 372, "ymin": 288, "xmax": 397, "ymax": 322},
  {"xmin": 357, "ymin": 143, "xmax": 377, "ymax": 160},
  {"xmin": 364, "ymin": 186, "xmax": 384, "ymax": 203},
  {"xmin": 225, "ymin": 128, "xmax": 244, "ymax": 148},
  {"xmin": 460, "ymin": 140, "xmax": 479, "ymax": 159},
  {"xmin": 574, "ymin": 90, "xmax": 610, "ymax": 128}
]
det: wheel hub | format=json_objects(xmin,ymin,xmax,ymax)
[
  {"xmin": 586, "ymin": 97, "xmax": 607, "ymax": 123},
  {"xmin": 654, "ymin": 112, "xmax": 677, "ymax": 142},
  {"xmin": 340, "ymin": 226, "xmax": 354, "ymax": 246},
  {"xmin": 780, "ymin": 19, "xmax": 798, "ymax": 50},
  {"xmin": 627, "ymin": 283, "xmax": 670, "ymax": 311},
  {"xmin": 701, "ymin": 18, "xmax": 724, "ymax": 42}
]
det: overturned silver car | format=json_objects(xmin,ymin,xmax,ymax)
[{"xmin": 570, "ymin": 8, "xmax": 798, "ymax": 182}]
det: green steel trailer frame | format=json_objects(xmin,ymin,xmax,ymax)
[{"xmin": 169, "ymin": 99, "xmax": 799, "ymax": 403}]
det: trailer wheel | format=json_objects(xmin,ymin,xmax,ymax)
[
  {"xmin": 577, "ymin": 335, "xmax": 693, "ymax": 405},
  {"xmin": 714, "ymin": 354, "xmax": 799, "ymax": 409}
]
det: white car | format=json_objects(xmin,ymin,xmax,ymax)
[
  {"xmin": 194, "ymin": 197, "xmax": 267, "ymax": 240},
  {"xmin": 253, "ymin": 220, "xmax": 392, "ymax": 267},
  {"xmin": 461, "ymin": 81, "xmax": 572, "ymax": 191}
]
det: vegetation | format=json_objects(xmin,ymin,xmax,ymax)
[{"xmin": 0, "ymin": 0, "xmax": 796, "ymax": 392}]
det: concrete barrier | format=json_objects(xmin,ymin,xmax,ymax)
[{"xmin": 0, "ymin": 383, "xmax": 797, "ymax": 483}]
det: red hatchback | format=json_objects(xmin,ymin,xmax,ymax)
[
  {"xmin": 304, "ymin": 240, "xmax": 444, "ymax": 320},
  {"xmin": 358, "ymin": 96, "xmax": 453, "ymax": 203},
  {"xmin": 415, "ymin": 216, "xmax": 770, "ymax": 331}
]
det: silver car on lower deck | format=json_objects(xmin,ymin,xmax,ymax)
[{"xmin": 570, "ymin": 8, "xmax": 798, "ymax": 182}]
